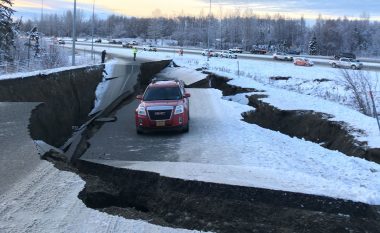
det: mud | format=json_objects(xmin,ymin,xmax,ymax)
[{"xmin": 191, "ymin": 73, "xmax": 380, "ymax": 164}]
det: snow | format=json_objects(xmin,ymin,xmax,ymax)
[
  {"xmin": 0, "ymin": 64, "xmax": 94, "ymax": 81},
  {"xmin": 156, "ymin": 65, "xmax": 207, "ymax": 85},
  {"xmin": 170, "ymin": 55, "xmax": 380, "ymax": 149},
  {"xmin": 90, "ymin": 60, "xmax": 116, "ymax": 115},
  {"xmin": 0, "ymin": 160, "xmax": 205, "ymax": 233}
]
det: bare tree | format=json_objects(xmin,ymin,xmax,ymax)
[{"xmin": 340, "ymin": 70, "xmax": 378, "ymax": 116}]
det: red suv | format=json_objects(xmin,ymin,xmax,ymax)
[{"xmin": 135, "ymin": 78, "xmax": 191, "ymax": 134}]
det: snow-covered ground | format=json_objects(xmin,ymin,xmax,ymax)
[{"xmin": 0, "ymin": 160, "xmax": 203, "ymax": 233}]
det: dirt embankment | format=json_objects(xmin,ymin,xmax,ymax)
[
  {"xmin": 245, "ymin": 95, "xmax": 380, "ymax": 163},
  {"xmin": 68, "ymin": 159, "xmax": 379, "ymax": 233},
  {"xmin": 0, "ymin": 65, "xmax": 103, "ymax": 147},
  {"xmin": 138, "ymin": 60, "xmax": 173, "ymax": 88}
]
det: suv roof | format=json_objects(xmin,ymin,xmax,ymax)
[{"xmin": 149, "ymin": 77, "xmax": 184, "ymax": 87}]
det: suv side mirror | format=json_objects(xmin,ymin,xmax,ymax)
[
  {"xmin": 136, "ymin": 95, "xmax": 143, "ymax": 100},
  {"xmin": 185, "ymin": 93, "xmax": 191, "ymax": 98}
]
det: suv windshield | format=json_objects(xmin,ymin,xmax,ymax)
[{"xmin": 143, "ymin": 86, "xmax": 182, "ymax": 101}]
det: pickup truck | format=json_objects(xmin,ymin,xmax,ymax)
[{"xmin": 329, "ymin": 58, "xmax": 363, "ymax": 70}]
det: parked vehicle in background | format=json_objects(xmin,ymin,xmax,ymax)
[
  {"xmin": 250, "ymin": 49, "xmax": 267, "ymax": 54},
  {"xmin": 135, "ymin": 78, "xmax": 190, "ymax": 134},
  {"xmin": 329, "ymin": 58, "xmax": 363, "ymax": 70},
  {"xmin": 94, "ymin": 38, "xmax": 102, "ymax": 43},
  {"xmin": 213, "ymin": 51, "xmax": 221, "ymax": 57},
  {"xmin": 143, "ymin": 45, "xmax": 157, "ymax": 52},
  {"xmin": 201, "ymin": 49, "xmax": 214, "ymax": 56},
  {"xmin": 229, "ymin": 47, "xmax": 243, "ymax": 53},
  {"xmin": 334, "ymin": 52, "xmax": 356, "ymax": 60},
  {"xmin": 109, "ymin": 40, "xmax": 122, "ymax": 44},
  {"xmin": 288, "ymin": 50, "xmax": 301, "ymax": 55},
  {"xmin": 220, "ymin": 50, "xmax": 238, "ymax": 59},
  {"xmin": 122, "ymin": 43, "xmax": 134, "ymax": 48},
  {"xmin": 273, "ymin": 52, "xmax": 293, "ymax": 61},
  {"xmin": 58, "ymin": 39, "xmax": 65, "ymax": 45},
  {"xmin": 129, "ymin": 40, "xmax": 139, "ymax": 45},
  {"xmin": 293, "ymin": 57, "xmax": 314, "ymax": 66}
]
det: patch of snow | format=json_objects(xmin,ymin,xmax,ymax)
[
  {"xmin": 89, "ymin": 60, "xmax": 117, "ymax": 115},
  {"xmin": 0, "ymin": 64, "xmax": 93, "ymax": 81},
  {"xmin": 0, "ymin": 161, "xmax": 205, "ymax": 233}
]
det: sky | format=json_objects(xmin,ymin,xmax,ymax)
[{"xmin": 12, "ymin": 0, "xmax": 380, "ymax": 21}]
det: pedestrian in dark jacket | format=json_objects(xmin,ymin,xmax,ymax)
[{"xmin": 101, "ymin": 50, "xmax": 106, "ymax": 63}]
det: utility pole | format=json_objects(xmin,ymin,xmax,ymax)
[
  {"xmin": 207, "ymin": 0, "xmax": 211, "ymax": 61},
  {"xmin": 91, "ymin": 0, "xmax": 95, "ymax": 61},
  {"xmin": 41, "ymin": 0, "xmax": 44, "ymax": 22},
  {"xmin": 72, "ymin": 0, "xmax": 77, "ymax": 66}
]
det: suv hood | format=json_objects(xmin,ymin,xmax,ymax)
[{"xmin": 142, "ymin": 100, "xmax": 182, "ymax": 108}]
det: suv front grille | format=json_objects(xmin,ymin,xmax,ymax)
[{"xmin": 148, "ymin": 109, "xmax": 172, "ymax": 120}]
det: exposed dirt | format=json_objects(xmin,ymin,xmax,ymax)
[
  {"xmin": 187, "ymin": 73, "xmax": 260, "ymax": 95},
  {"xmin": 71, "ymin": 159, "xmax": 380, "ymax": 233},
  {"xmin": 270, "ymin": 76, "xmax": 291, "ymax": 81}
]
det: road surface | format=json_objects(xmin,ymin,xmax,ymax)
[
  {"xmin": 0, "ymin": 102, "xmax": 41, "ymax": 195},
  {"xmin": 68, "ymin": 40, "xmax": 380, "ymax": 70}
]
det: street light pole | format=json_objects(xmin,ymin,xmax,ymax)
[
  {"xmin": 41, "ymin": 0, "xmax": 44, "ymax": 22},
  {"xmin": 207, "ymin": 0, "xmax": 211, "ymax": 61},
  {"xmin": 91, "ymin": 0, "xmax": 95, "ymax": 62},
  {"xmin": 72, "ymin": 0, "xmax": 77, "ymax": 66}
]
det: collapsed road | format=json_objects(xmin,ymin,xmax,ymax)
[
  {"xmin": 73, "ymin": 65, "xmax": 380, "ymax": 232},
  {"xmin": 1, "ymin": 59, "xmax": 380, "ymax": 233}
]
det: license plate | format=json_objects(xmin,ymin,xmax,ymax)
[{"xmin": 156, "ymin": 120, "xmax": 165, "ymax": 127}]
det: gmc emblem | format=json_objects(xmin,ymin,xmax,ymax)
[{"xmin": 154, "ymin": 112, "xmax": 166, "ymax": 116}]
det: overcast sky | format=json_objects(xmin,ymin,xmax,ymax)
[{"xmin": 13, "ymin": 0, "xmax": 380, "ymax": 20}]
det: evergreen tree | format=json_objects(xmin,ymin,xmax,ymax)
[
  {"xmin": 309, "ymin": 35, "xmax": 318, "ymax": 55},
  {"xmin": 0, "ymin": 0, "xmax": 15, "ymax": 61}
]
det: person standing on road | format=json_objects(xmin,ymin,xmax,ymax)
[
  {"xmin": 133, "ymin": 47, "xmax": 138, "ymax": 61},
  {"xmin": 101, "ymin": 50, "xmax": 106, "ymax": 63}
]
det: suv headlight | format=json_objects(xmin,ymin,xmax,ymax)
[
  {"xmin": 174, "ymin": 105, "xmax": 184, "ymax": 115},
  {"xmin": 137, "ymin": 106, "xmax": 146, "ymax": 116}
]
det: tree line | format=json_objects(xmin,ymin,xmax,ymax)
[{"xmin": 3, "ymin": 1, "xmax": 380, "ymax": 64}]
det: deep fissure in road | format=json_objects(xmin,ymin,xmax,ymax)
[
  {"xmin": 70, "ymin": 69, "xmax": 379, "ymax": 232},
  {"xmin": 68, "ymin": 158, "xmax": 379, "ymax": 233},
  {"xmin": 0, "ymin": 65, "xmax": 104, "ymax": 147},
  {"xmin": 189, "ymin": 73, "xmax": 380, "ymax": 164},
  {"xmin": 26, "ymin": 64, "xmax": 380, "ymax": 232}
]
